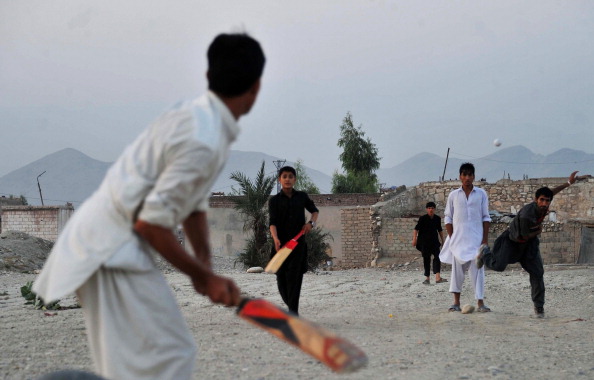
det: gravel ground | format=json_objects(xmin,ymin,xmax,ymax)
[{"xmin": 1, "ymin": 254, "xmax": 594, "ymax": 380}]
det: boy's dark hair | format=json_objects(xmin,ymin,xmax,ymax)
[
  {"xmin": 535, "ymin": 187, "xmax": 554, "ymax": 200},
  {"xmin": 278, "ymin": 166, "xmax": 296, "ymax": 177},
  {"xmin": 426, "ymin": 202, "xmax": 436, "ymax": 208},
  {"xmin": 459, "ymin": 162, "xmax": 475, "ymax": 175},
  {"xmin": 207, "ymin": 33, "xmax": 266, "ymax": 97}
]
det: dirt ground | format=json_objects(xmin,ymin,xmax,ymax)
[{"xmin": 1, "ymin": 250, "xmax": 594, "ymax": 380}]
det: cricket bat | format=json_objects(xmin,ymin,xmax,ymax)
[
  {"xmin": 237, "ymin": 298, "xmax": 368, "ymax": 373},
  {"xmin": 265, "ymin": 231, "xmax": 304, "ymax": 274}
]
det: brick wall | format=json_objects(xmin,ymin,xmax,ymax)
[
  {"xmin": 208, "ymin": 193, "xmax": 381, "ymax": 208},
  {"xmin": 375, "ymin": 217, "xmax": 419, "ymax": 265},
  {"xmin": 371, "ymin": 218, "xmax": 583, "ymax": 267},
  {"xmin": 340, "ymin": 207, "xmax": 374, "ymax": 268},
  {"xmin": 1, "ymin": 205, "xmax": 74, "ymax": 241}
]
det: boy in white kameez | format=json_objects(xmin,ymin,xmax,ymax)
[
  {"xmin": 439, "ymin": 163, "xmax": 492, "ymax": 312},
  {"xmin": 33, "ymin": 33, "xmax": 265, "ymax": 380}
]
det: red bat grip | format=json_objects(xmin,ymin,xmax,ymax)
[{"xmin": 284, "ymin": 231, "xmax": 304, "ymax": 250}]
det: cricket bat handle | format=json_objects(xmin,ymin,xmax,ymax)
[{"xmin": 285, "ymin": 230, "xmax": 304, "ymax": 249}]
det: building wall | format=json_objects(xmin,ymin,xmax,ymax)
[
  {"xmin": 368, "ymin": 217, "xmax": 584, "ymax": 267},
  {"xmin": 382, "ymin": 178, "xmax": 594, "ymax": 221},
  {"xmin": 363, "ymin": 178, "xmax": 594, "ymax": 268},
  {"xmin": 1, "ymin": 205, "xmax": 74, "ymax": 241},
  {"xmin": 340, "ymin": 207, "xmax": 374, "ymax": 268},
  {"xmin": 206, "ymin": 193, "xmax": 381, "ymax": 261}
]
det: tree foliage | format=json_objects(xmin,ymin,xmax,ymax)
[
  {"xmin": 332, "ymin": 112, "xmax": 381, "ymax": 193},
  {"xmin": 229, "ymin": 161, "xmax": 276, "ymax": 267},
  {"xmin": 332, "ymin": 171, "xmax": 379, "ymax": 194},
  {"xmin": 294, "ymin": 159, "xmax": 320, "ymax": 194},
  {"xmin": 337, "ymin": 112, "xmax": 380, "ymax": 174}
]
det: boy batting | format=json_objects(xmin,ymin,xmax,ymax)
[{"xmin": 34, "ymin": 33, "xmax": 265, "ymax": 380}]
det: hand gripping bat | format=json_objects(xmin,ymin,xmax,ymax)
[
  {"xmin": 237, "ymin": 298, "xmax": 368, "ymax": 373},
  {"xmin": 265, "ymin": 231, "xmax": 304, "ymax": 274}
]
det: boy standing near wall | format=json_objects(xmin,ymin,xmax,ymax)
[
  {"xmin": 477, "ymin": 171, "xmax": 583, "ymax": 318},
  {"xmin": 412, "ymin": 201, "xmax": 446, "ymax": 284},
  {"xmin": 439, "ymin": 163, "xmax": 491, "ymax": 312},
  {"xmin": 33, "ymin": 33, "xmax": 265, "ymax": 380},
  {"xmin": 269, "ymin": 166, "xmax": 319, "ymax": 315}
]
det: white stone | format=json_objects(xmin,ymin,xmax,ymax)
[{"xmin": 246, "ymin": 267, "xmax": 264, "ymax": 273}]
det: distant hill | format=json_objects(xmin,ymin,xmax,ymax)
[
  {"xmin": 377, "ymin": 145, "xmax": 594, "ymax": 187},
  {"xmin": 0, "ymin": 149, "xmax": 333, "ymax": 206},
  {"xmin": 2, "ymin": 146, "xmax": 592, "ymax": 206},
  {"xmin": 0, "ymin": 148, "xmax": 110, "ymax": 206}
]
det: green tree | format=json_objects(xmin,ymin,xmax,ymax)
[
  {"xmin": 294, "ymin": 159, "xmax": 320, "ymax": 194},
  {"xmin": 332, "ymin": 112, "xmax": 381, "ymax": 193},
  {"xmin": 230, "ymin": 161, "xmax": 276, "ymax": 268},
  {"xmin": 331, "ymin": 171, "xmax": 379, "ymax": 194}
]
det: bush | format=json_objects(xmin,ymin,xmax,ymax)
[
  {"xmin": 20, "ymin": 281, "xmax": 61, "ymax": 310},
  {"xmin": 235, "ymin": 236, "xmax": 273, "ymax": 269},
  {"xmin": 305, "ymin": 227, "xmax": 333, "ymax": 271}
]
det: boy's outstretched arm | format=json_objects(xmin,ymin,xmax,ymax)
[
  {"xmin": 134, "ymin": 218, "xmax": 240, "ymax": 307},
  {"xmin": 552, "ymin": 171, "xmax": 579, "ymax": 195}
]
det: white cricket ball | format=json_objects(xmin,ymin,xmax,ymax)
[
  {"xmin": 493, "ymin": 138, "xmax": 502, "ymax": 147},
  {"xmin": 461, "ymin": 304, "xmax": 475, "ymax": 314}
]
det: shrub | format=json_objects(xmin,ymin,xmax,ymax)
[
  {"xmin": 305, "ymin": 227, "xmax": 333, "ymax": 271},
  {"xmin": 20, "ymin": 281, "xmax": 61, "ymax": 310}
]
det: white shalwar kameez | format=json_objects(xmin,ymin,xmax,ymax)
[
  {"xmin": 439, "ymin": 186, "xmax": 491, "ymax": 300},
  {"xmin": 33, "ymin": 91, "xmax": 239, "ymax": 380}
]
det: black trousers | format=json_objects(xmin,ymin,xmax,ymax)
[
  {"xmin": 421, "ymin": 244, "xmax": 441, "ymax": 277},
  {"xmin": 276, "ymin": 270, "xmax": 304, "ymax": 315},
  {"xmin": 272, "ymin": 243, "xmax": 307, "ymax": 315},
  {"xmin": 484, "ymin": 230, "xmax": 545, "ymax": 308}
]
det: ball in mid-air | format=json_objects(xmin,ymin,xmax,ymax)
[{"xmin": 493, "ymin": 138, "xmax": 502, "ymax": 147}]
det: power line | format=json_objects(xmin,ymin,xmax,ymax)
[{"xmin": 450, "ymin": 151, "xmax": 594, "ymax": 165}]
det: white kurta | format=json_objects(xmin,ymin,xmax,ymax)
[
  {"xmin": 33, "ymin": 91, "xmax": 239, "ymax": 379},
  {"xmin": 33, "ymin": 91, "xmax": 239, "ymax": 302},
  {"xmin": 439, "ymin": 186, "xmax": 491, "ymax": 265}
]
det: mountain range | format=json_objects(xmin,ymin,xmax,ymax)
[{"xmin": 1, "ymin": 146, "xmax": 592, "ymax": 206}]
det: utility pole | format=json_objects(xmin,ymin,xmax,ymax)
[
  {"xmin": 441, "ymin": 148, "xmax": 450, "ymax": 182},
  {"xmin": 272, "ymin": 159, "xmax": 286, "ymax": 193},
  {"xmin": 37, "ymin": 171, "xmax": 46, "ymax": 206}
]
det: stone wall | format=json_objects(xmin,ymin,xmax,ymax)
[
  {"xmin": 1, "ymin": 205, "xmax": 74, "ymax": 241},
  {"xmin": 369, "ymin": 218, "xmax": 584, "ymax": 267},
  {"xmin": 365, "ymin": 178, "xmax": 594, "ymax": 268},
  {"xmin": 382, "ymin": 178, "xmax": 594, "ymax": 221}
]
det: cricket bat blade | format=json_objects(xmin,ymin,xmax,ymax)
[
  {"xmin": 237, "ymin": 298, "xmax": 368, "ymax": 373},
  {"xmin": 265, "ymin": 231, "xmax": 304, "ymax": 274}
]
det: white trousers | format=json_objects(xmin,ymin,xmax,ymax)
[
  {"xmin": 449, "ymin": 257, "xmax": 485, "ymax": 300},
  {"xmin": 77, "ymin": 267, "xmax": 197, "ymax": 380}
]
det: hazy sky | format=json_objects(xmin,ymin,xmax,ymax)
[{"xmin": 1, "ymin": 0, "xmax": 593, "ymax": 177}]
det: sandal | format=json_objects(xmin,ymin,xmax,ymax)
[
  {"xmin": 477, "ymin": 305, "xmax": 491, "ymax": 312},
  {"xmin": 436, "ymin": 278, "xmax": 448, "ymax": 283},
  {"xmin": 422, "ymin": 279, "xmax": 430, "ymax": 285},
  {"xmin": 448, "ymin": 305, "xmax": 461, "ymax": 312}
]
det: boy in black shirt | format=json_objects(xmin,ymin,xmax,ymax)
[
  {"xmin": 413, "ymin": 202, "xmax": 446, "ymax": 284},
  {"xmin": 268, "ymin": 166, "xmax": 319, "ymax": 315}
]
